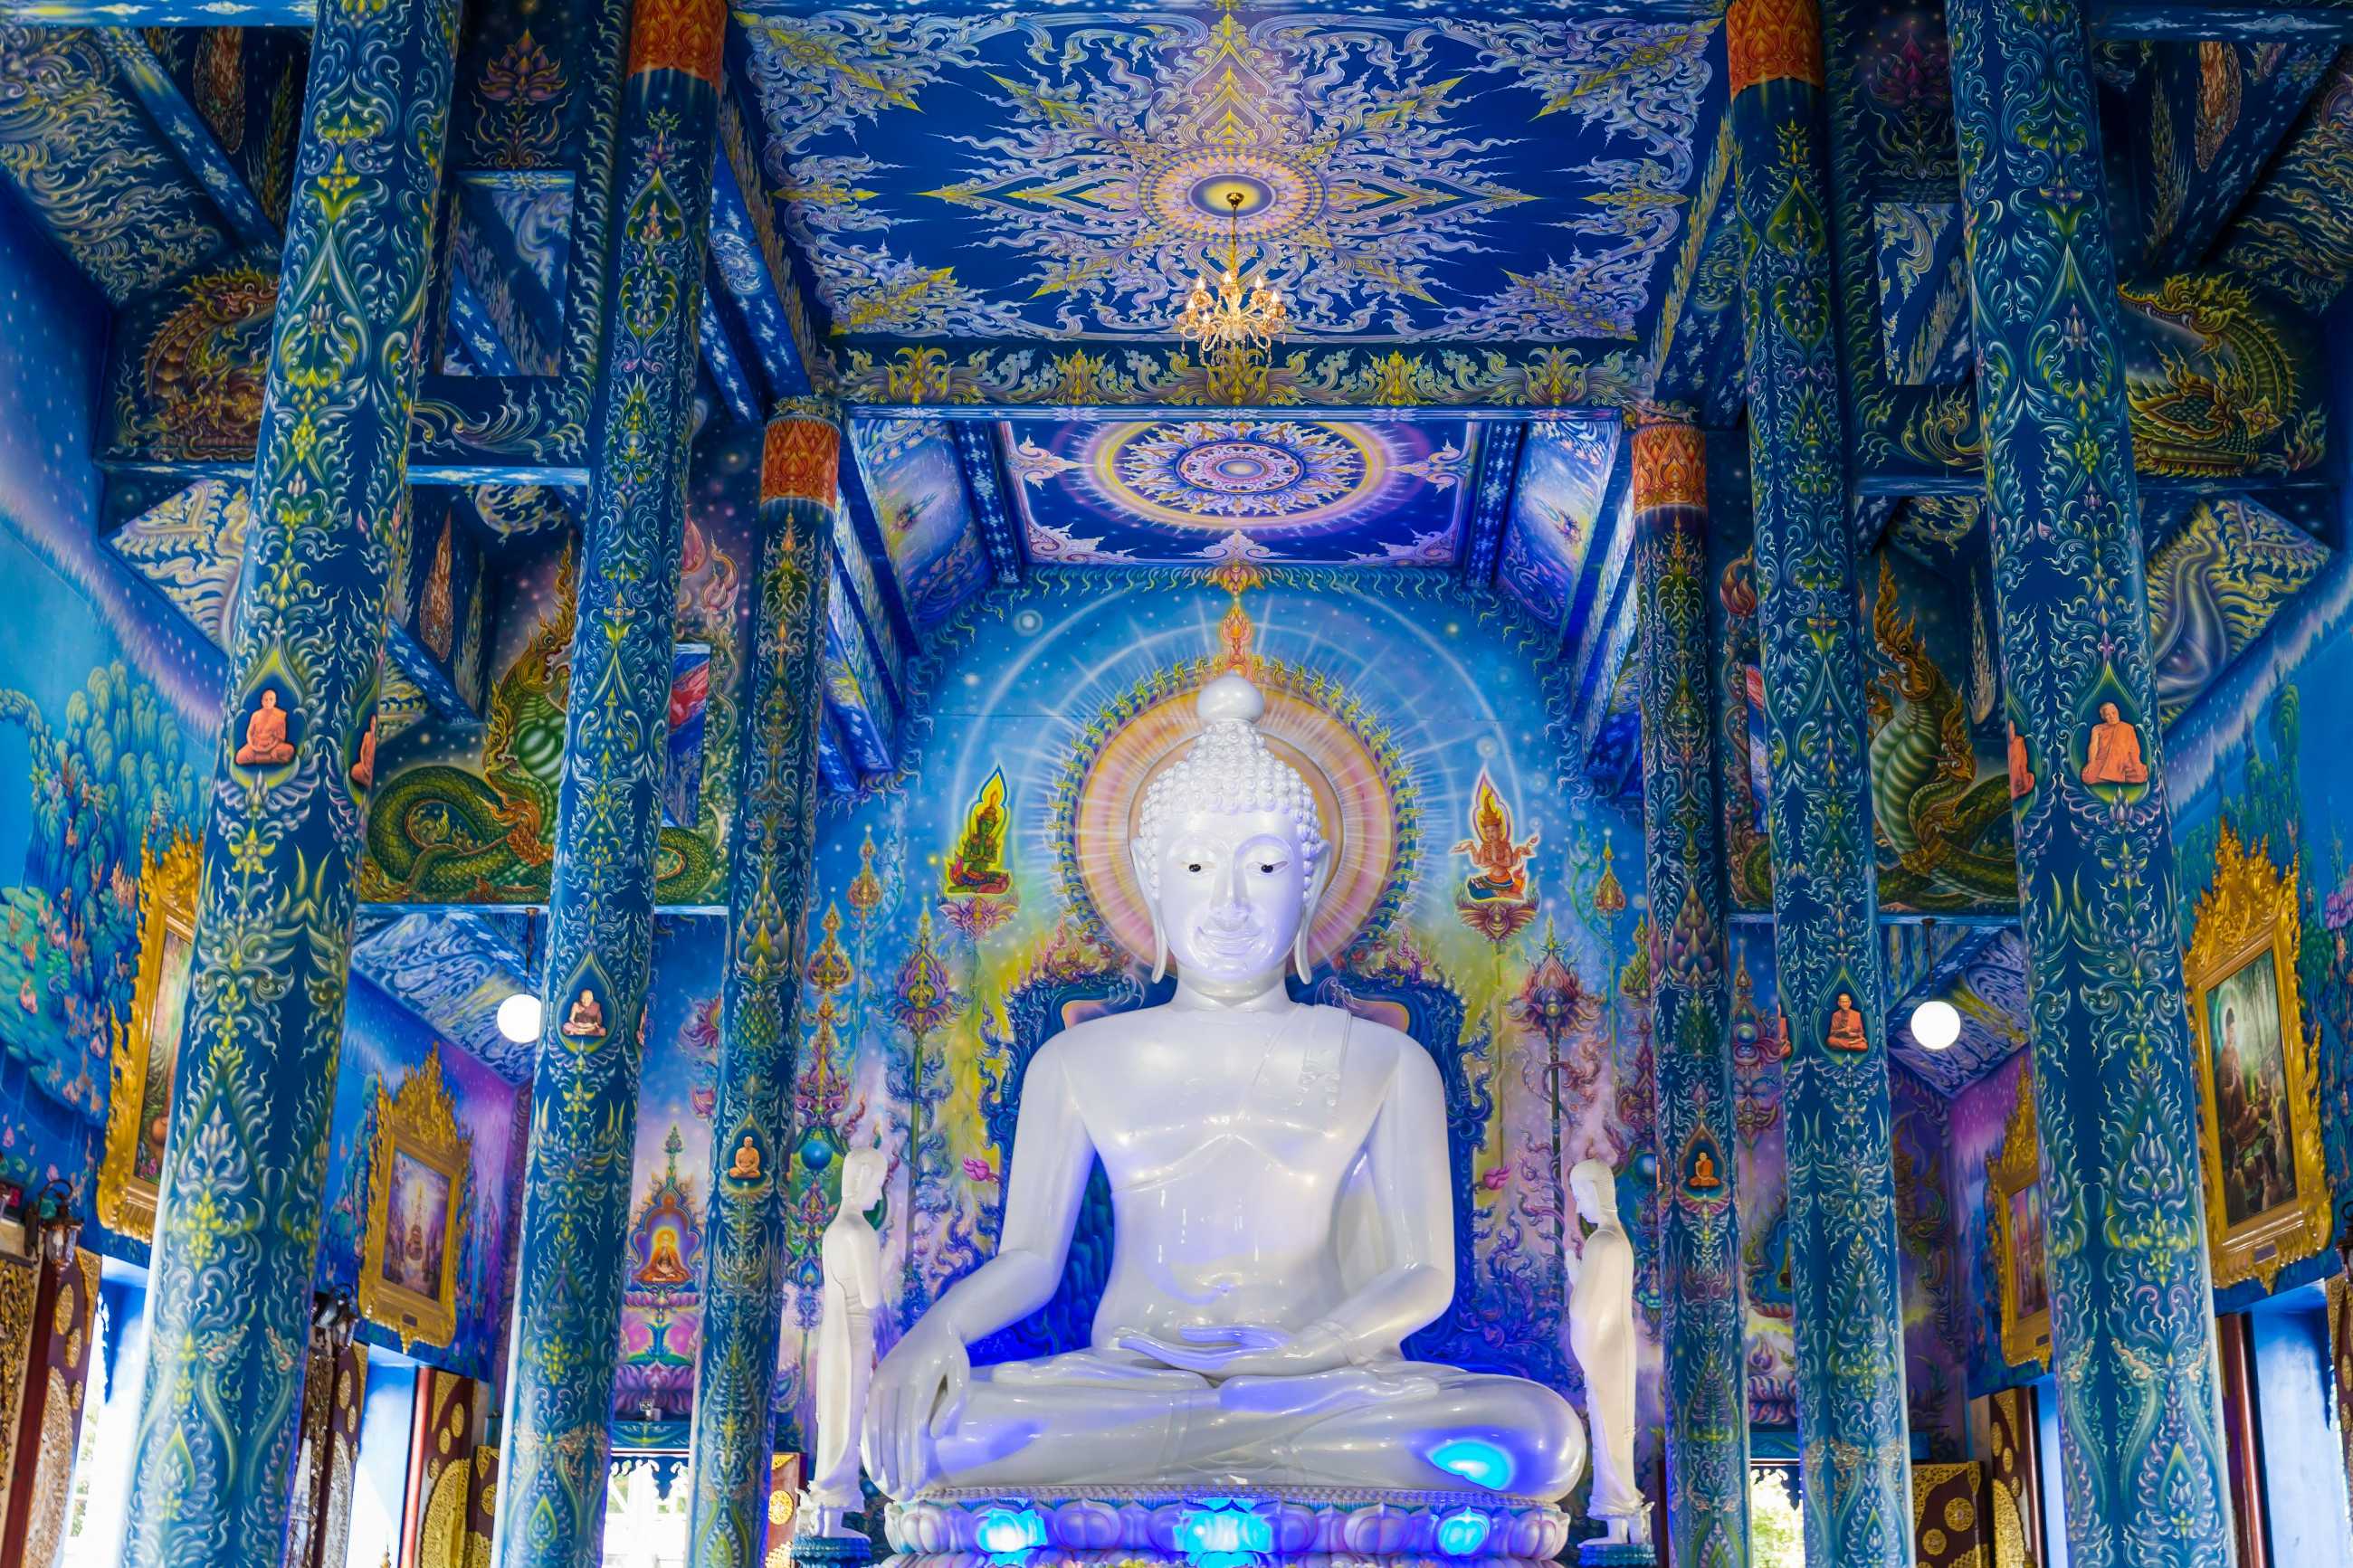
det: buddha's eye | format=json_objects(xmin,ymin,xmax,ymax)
[
  {"xmin": 1186, "ymin": 862, "xmax": 1204, "ymax": 874},
  {"xmin": 1258, "ymin": 861, "xmax": 1281, "ymax": 874}
]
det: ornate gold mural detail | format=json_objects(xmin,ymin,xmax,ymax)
[
  {"xmin": 2183, "ymin": 826, "xmax": 2329, "ymax": 1290},
  {"xmin": 99, "ymin": 832, "xmax": 200, "ymax": 1243},
  {"xmin": 357, "ymin": 1046, "xmax": 473, "ymax": 1350},
  {"xmin": 1988, "ymin": 1063, "xmax": 2051, "ymax": 1371}
]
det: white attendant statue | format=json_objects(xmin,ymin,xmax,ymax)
[
  {"xmin": 1567, "ymin": 1160, "xmax": 1647, "ymax": 1545},
  {"xmin": 804, "ymin": 1142, "xmax": 889, "ymax": 1538},
  {"xmin": 864, "ymin": 674, "xmax": 1585, "ymax": 1500}
]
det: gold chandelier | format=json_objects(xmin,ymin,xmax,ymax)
[{"xmin": 1176, "ymin": 189, "xmax": 1289, "ymax": 366}]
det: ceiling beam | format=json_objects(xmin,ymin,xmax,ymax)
[
  {"xmin": 2092, "ymin": 2, "xmax": 2353, "ymax": 40},
  {"xmin": 3, "ymin": 0, "xmax": 312, "ymax": 24},
  {"xmin": 1457, "ymin": 421, "xmax": 1526, "ymax": 587},
  {"xmin": 951, "ymin": 420, "xmax": 1024, "ymax": 584},
  {"xmin": 92, "ymin": 28, "xmax": 279, "ymax": 250}
]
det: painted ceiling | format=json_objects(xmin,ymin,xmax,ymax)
[
  {"xmin": 733, "ymin": 5, "xmax": 1720, "ymax": 351},
  {"xmin": 1005, "ymin": 416, "xmax": 1474, "ymax": 565}
]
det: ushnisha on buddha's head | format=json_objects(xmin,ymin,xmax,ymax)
[{"xmin": 1131, "ymin": 674, "xmax": 1331, "ymax": 993}]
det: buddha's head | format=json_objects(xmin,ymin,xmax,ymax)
[
  {"xmin": 1132, "ymin": 674, "xmax": 1330, "ymax": 991},
  {"xmin": 1569, "ymin": 1159, "xmax": 1618, "ymax": 1226},
  {"xmin": 841, "ymin": 1139, "xmax": 887, "ymax": 1212}
]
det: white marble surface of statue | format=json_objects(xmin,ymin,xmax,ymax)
[
  {"xmin": 862, "ymin": 675, "xmax": 1586, "ymax": 1502},
  {"xmin": 804, "ymin": 1143, "xmax": 888, "ymax": 1537},
  {"xmin": 1567, "ymin": 1159, "xmax": 1647, "ymax": 1544}
]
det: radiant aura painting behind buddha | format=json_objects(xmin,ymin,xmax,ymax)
[{"xmin": 759, "ymin": 569, "xmax": 1673, "ymax": 1475}]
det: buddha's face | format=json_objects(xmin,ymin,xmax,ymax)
[{"xmin": 1141, "ymin": 806, "xmax": 1317, "ymax": 986}]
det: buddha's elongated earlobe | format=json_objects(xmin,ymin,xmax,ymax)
[
  {"xmin": 1295, "ymin": 855, "xmax": 1332, "ymax": 984},
  {"xmin": 1134, "ymin": 839, "xmax": 1167, "ymax": 984}
]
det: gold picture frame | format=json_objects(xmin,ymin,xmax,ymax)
[
  {"xmin": 2185, "ymin": 826, "xmax": 2329, "ymax": 1291},
  {"xmin": 357, "ymin": 1046, "xmax": 472, "ymax": 1351},
  {"xmin": 1988, "ymin": 1062, "xmax": 2052, "ymax": 1370},
  {"xmin": 97, "ymin": 832, "xmax": 200, "ymax": 1243}
]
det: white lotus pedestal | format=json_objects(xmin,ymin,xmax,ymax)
[{"xmin": 883, "ymin": 1487, "xmax": 1576, "ymax": 1568}]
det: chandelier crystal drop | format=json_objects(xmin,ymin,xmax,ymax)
[{"xmin": 1176, "ymin": 190, "xmax": 1289, "ymax": 363}]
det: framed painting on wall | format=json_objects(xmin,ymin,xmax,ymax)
[
  {"xmin": 98, "ymin": 832, "xmax": 200, "ymax": 1242},
  {"xmin": 1988, "ymin": 1063, "xmax": 2052, "ymax": 1370},
  {"xmin": 358, "ymin": 1046, "xmax": 472, "ymax": 1350},
  {"xmin": 2185, "ymin": 826, "xmax": 2329, "ymax": 1290}
]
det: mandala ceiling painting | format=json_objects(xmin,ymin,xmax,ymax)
[
  {"xmin": 735, "ymin": 5, "xmax": 1717, "ymax": 346},
  {"xmin": 1006, "ymin": 415, "xmax": 1472, "ymax": 565}
]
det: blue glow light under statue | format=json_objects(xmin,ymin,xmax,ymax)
[
  {"xmin": 975, "ymin": 1506, "xmax": 1049, "ymax": 1560},
  {"xmin": 1425, "ymin": 1439, "xmax": 1515, "ymax": 1491},
  {"xmin": 1176, "ymin": 1501, "xmax": 1274, "ymax": 1568},
  {"xmin": 1434, "ymin": 1509, "xmax": 1492, "ymax": 1556}
]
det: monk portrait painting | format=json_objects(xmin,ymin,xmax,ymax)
[{"xmin": 2205, "ymin": 951, "xmax": 2296, "ymax": 1230}]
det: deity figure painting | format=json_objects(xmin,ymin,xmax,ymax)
[
  {"xmin": 944, "ymin": 768, "xmax": 1014, "ymax": 898},
  {"xmin": 382, "ymin": 1150, "xmax": 452, "ymax": 1299},
  {"xmin": 2205, "ymin": 952, "xmax": 2296, "ymax": 1227}
]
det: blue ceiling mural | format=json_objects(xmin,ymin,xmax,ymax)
[
  {"xmin": 732, "ymin": 5, "xmax": 1718, "ymax": 349},
  {"xmin": 1496, "ymin": 417, "xmax": 1620, "ymax": 629},
  {"xmin": 848, "ymin": 417, "xmax": 993, "ymax": 632},
  {"xmin": 1004, "ymin": 416, "xmax": 1472, "ymax": 565}
]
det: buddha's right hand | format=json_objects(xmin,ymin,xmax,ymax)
[{"xmin": 865, "ymin": 1318, "xmax": 971, "ymax": 1497}]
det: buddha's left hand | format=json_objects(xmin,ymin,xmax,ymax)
[{"xmin": 1117, "ymin": 1323, "xmax": 1350, "ymax": 1378}]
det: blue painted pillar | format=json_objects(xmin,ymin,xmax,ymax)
[
  {"xmin": 685, "ymin": 410, "xmax": 839, "ymax": 1568},
  {"xmin": 1947, "ymin": 0, "xmax": 2233, "ymax": 1561},
  {"xmin": 1630, "ymin": 421, "xmax": 1750, "ymax": 1567},
  {"xmin": 117, "ymin": 0, "xmax": 457, "ymax": 1561},
  {"xmin": 489, "ymin": 3, "xmax": 728, "ymax": 1564},
  {"xmin": 1728, "ymin": 0, "xmax": 1913, "ymax": 1558}
]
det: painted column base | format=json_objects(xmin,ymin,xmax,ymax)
[
  {"xmin": 795, "ymin": 1534, "xmax": 879, "ymax": 1567},
  {"xmin": 884, "ymin": 1487, "xmax": 1572, "ymax": 1568}
]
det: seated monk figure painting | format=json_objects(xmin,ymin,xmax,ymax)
[
  {"xmin": 235, "ymin": 689, "xmax": 296, "ymax": 767},
  {"xmin": 1826, "ymin": 992, "xmax": 1867, "ymax": 1052},
  {"xmin": 2081, "ymin": 701, "xmax": 2148, "ymax": 786},
  {"xmin": 865, "ymin": 675, "xmax": 1586, "ymax": 1501}
]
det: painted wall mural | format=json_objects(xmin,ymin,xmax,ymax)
[
  {"xmin": 1497, "ymin": 419, "xmax": 1619, "ymax": 631},
  {"xmin": 2147, "ymin": 495, "xmax": 2329, "ymax": 724},
  {"xmin": 1864, "ymin": 544, "xmax": 2015, "ymax": 913},
  {"xmin": 0, "ymin": 188, "xmax": 213, "ymax": 1236},
  {"xmin": 361, "ymin": 424, "xmax": 763, "ymax": 907},
  {"xmin": 1006, "ymin": 417, "xmax": 1472, "ymax": 567},
  {"xmin": 316, "ymin": 977, "xmax": 529, "ymax": 1383},
  {"xmin": 1948, "ymin": 1050, "xmax": 2045, "ymax": 1397},
  {"xmin": 2166, "ymin": 560, "xmax": 2353, "ymax": 1317},
  {"xmin": 765, "ymin": 566, "xmax": 1664, "ymax": 1499},
  {"xmin": 614, "ymin": 917, "xmax": 725, "ymax": 1428},
  {"xmin": 733, "ymin": 6, "xmax": 1716, "ymax": 348},
  {"xmin": 849, "ymin": 419, "xmax": 990, "ymax": 634}
]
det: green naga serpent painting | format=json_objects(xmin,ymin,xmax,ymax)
[
  {"xmin": 361, "ymin": 546, "xmax": 724, "ymax": 905},
  {"xmin": 1866, "ymin": 557, "xmax": 2015, "ymax": 911}
]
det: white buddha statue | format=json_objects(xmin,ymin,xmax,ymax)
[{"xmin": 864, "ymin": 674, "xmax": 1585, "ymax": 1501}]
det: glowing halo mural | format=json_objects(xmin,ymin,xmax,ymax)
[
  {"xmin": 1007, "ymin": 416, "xmax": 1474, "ymax": 564},
  {"xmin": 1103, "ymin": 420, "xmax": 1381, "ymax": 527},
  {"xmin": 1053, "ymin": 658, "xmax": 1412, "ymax": 969}
]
